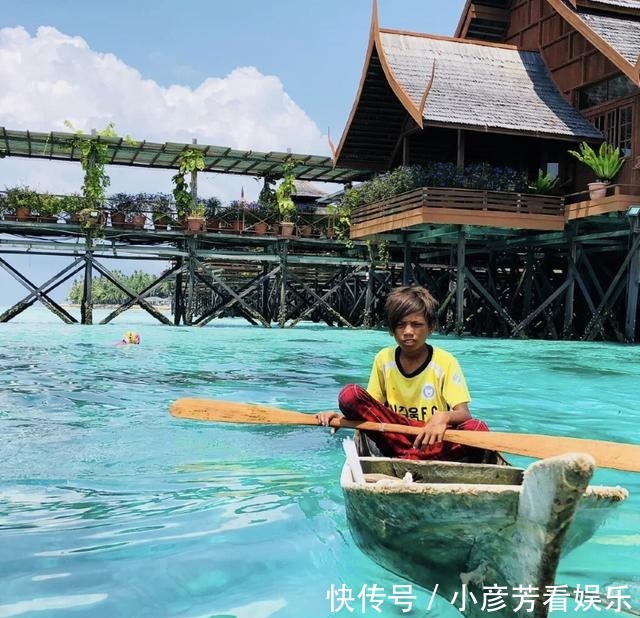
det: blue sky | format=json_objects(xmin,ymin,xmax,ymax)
[
  {"xmin": 1, "ymin": 1, "xmax": 464, "ymax": 152},
  {"xmin": 0, "ymin": 1, "xmax": 466, "ymax": 305}
]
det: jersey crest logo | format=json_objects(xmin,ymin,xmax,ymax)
[{"xmin": 422, "ymin": 384, "xmax": 435, "ymax": 399}]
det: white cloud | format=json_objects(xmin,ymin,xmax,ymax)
[{"xmin": 0, "ymin": 26, "xmax": 330, "ymax": 200}]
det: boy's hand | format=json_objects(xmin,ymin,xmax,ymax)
[
  {"xmin": 413, "ymin": 411, "xmax": 449, "ymax": 449},
  {"xmin": 316, "ymin": 412, "xmax": 342, "ymax": 434}
]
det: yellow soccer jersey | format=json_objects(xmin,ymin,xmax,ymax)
[{"xmin": 366, "ymin": 345, "xmax": 470, "ymax": 422}]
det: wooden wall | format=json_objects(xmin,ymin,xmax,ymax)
[
  {"xmin": 506, "ymin": 0, "xmax": 620, "ymax": 96},
  {"xmin": 505, "ymin": 0, "xmax": 639, "ymax": 187}
]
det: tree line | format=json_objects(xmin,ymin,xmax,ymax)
[{"xmin": 67, "ymin": 270, "xmax": 173, "ymax": 304}]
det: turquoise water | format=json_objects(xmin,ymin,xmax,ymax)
[{"xmin": 0, "ymin": 308, "xmax": 638, "ymax": 618}]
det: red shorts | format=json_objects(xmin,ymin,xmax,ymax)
[{"xmin": 338, "ymin": 384, "xmax": 489, "ymax": 461}]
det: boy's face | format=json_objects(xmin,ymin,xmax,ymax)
[{"xmin": 393, "ymin": 310, "xmax": 430, "ymax": 354}]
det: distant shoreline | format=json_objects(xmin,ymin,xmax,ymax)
[{"xmin": 63, "ymin": 303, "xmax": 172, "ymax": 311}]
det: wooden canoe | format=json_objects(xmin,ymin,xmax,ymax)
[{"xmin": 341, "ymin": 453, "xmax": 628, "ymax": 618}]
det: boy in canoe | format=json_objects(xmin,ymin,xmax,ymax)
[{"xmin": 316, "ymin": 286, "xmax": 489, "ymax": 461}]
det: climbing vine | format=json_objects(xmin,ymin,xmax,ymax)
[
  {"xmin": 64, "ymin": 121, "xmax": 119, "ymax": 209},
  {"xmin": 275, "ymin": 158, "xmax": 297, "ymax": 223},
  {"xmin": 172, "ymin": 148, "xmax": 205, "ymax": 219}
]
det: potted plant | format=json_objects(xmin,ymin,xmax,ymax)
[
  {"xmin": 276, "ymin": 159, "xmax": 297, "ymax": 237},
  {"xmin": 185, "ymin": 201, "xmax": 206, "ymax": 233},
  {"xmin": 150, "ymin": 193, "xmax": 174, "ymax": 230},
  {"xmin": 37, "ymin": 193, "xmax": 62, "ymax": 223},
  {"xmin": 77, "ymin": 207, "xmax": 105, "ymax": 230},
  {"xmin": 569, "ymin": 142, "xmax": 625, "ymax": 199},
  {"xmin": 4, "ymin": 186, "xmax": 37, "ymax": 221},
  {"xmin": 220, "ymin": 200, "xmax": 244, "ymax": 232},
  {"xmin": 528, "ymin": 169, "xmax": 559, "ymax": 195},
  {"xmin": 202, "ymin": 196, "xmax": 222, "ymax": 231},
  {"xmin": 109, "ymin": 193, "xmax": 136, "ymax": 227},
  {"xmin": 130, "ymin": 193, "xmax": 149, "ymax": 229},
  {"xmin": 244, "ymin": 200, "xmax": 272, "ymax": 235},
  {"xmin": 60, "ymin": 193, "xmax": 87, "ymax": 224}
]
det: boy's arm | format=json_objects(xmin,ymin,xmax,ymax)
[
  {"xmin": 412, "ymin": 403, "xmax": 471, "ymax": 448},
  {"xmin": 414, "ymin": 355, "xmax": 471, "ymax": 448}
]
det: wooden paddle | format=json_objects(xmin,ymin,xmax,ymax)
[{"xmin": 170, "ymin": 398, "xmax": 640, "ymax": 473}]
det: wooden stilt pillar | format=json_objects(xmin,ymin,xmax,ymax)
[
  {"xmin": 403, "ymin": 235, "xmax": 412, "ymax": 286},
  {"xmin": 625, "ymin": 221, "xmax": 640, "ymax": 342},
  {"xmin": 261, "ymin": 262, "xmax": 270, "ymax": 323},
  {"xmin": 563, "ymin": 229, "xmax": 577, "ymax": 339},
  {"xmin": 173, "ymin": 257, "xmax": 184, "ymax": 325},
  {"xmin": 456, "ymin": 130, "xmax": 465, "ymax": 171},
  {"xmin": 455, "ymin": 229, "xmax": 466, "ymax": 335},
  {"xmin": 81, "ymin": 237, "xmax": 93, "ymax": 325},
  {"xmin": 278, "ymin": 241, "xmax": 288, "ymax": 328},
  {"xmin": 522, "ymin": 250, "xmax": 534, "ymax": 319},
  {"xmin": 363, "ymin": 243, "xmax": 375, "ymax": 328},
  {"xmin": 185, "ymin": 236, "xmax": 197, "ymax": 326}
]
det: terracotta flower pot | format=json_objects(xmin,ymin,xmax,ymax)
[
  {"xmin": 131, "ymin": 214, "xmax": 147, "ymax": 229},
  {"xmin": 185, "ymin": 216, "xmax": 205, "ymax": 233},
  {"xmin": 254, "ymin": 222, "xmax": 268, "ymax": 235},
  {"xmin": 16, "ymin": 206, "xmax": 31, "ymax": 221},
  {"xmin": 111, "ymin": 211, "xmax": 126, "ymax": 227},
  {"xmin": 154, "ymin": 215, "xmax": 169, "ymax": 230},
  {"xmin": 588, "ymin": 181, "xmax": 609, "ymax": 200},
  {"xmin": 279, "ymin": 221, "xmax": 295, "ymax": 237}
]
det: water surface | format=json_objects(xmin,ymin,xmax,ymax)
[{"xmin": 1, "ymin": 308, "xmax": 638, "ymax": 617}]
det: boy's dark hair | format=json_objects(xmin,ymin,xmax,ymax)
[{"xmin": 385, "ymin": 286, "xmax": 438, "ymax": 332}]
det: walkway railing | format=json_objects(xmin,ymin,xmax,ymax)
[{"xmin": 352, "ymin": 186, "xmax": 565, "ymax": 225}]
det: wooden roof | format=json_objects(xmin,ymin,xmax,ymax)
[
  {"xmin": 0, "ymin": 127, "xmax": 371, "ymax": 183},
  {"xmin": 334, "ymin": 4, "xmax": 602, "ymax": 168},
  {"xmin": 378, "ymin": 30, "xmax": 603, "ymax": 138}
]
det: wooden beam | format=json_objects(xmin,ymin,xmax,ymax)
[
  {"xmin": 456, "ymin": 129, "xmax": 465, "ymax": 171},
  {"xmin": 195, "ymin": 264, "xmax": 280, "ymax": 327},
  {"xmin": 99, "ymin": 265, "xmax": 181, "ymax": 325},
  {"xmin": 583, "ymin": 234, "xmax": 640, "ymax": 340},
  {"xmin": 625, "ymin": 228, "xmax": 640, "ymax": 342},
  {"xmin": 463, "ymin": 266, "xmax": 518, "ymax": 331},
  {"xmin": 81, "ymin": 238, "xmax": 93, "ymax": 325},
  {"xmin": 563, "ymin": 230, "xmax": 577, "ymax": 338},
  {"xmin": 278, "ymin": 241, "xmax": 288, "ymax": 328},
  {"xmin": 455, "ymin": 230, "xmax": 466, "ymax": 335},
  {"xmin": 90, "ymin": 258, "xmax": 173, "ymax": 325},
  {"xmin": 287, "ymin": 270, "xmax": 354, "ymax": 328},
  {"xmin": 0, "ymin": 257, "xmax": 82, "ymax": 323}
]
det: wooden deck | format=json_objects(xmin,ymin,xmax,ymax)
[
  {"xmin": 350, "ymin": 187, "xmax": 566, "ymax": 238},
  {"xmin": 350, "ymin": 185, "xmax": 640, "ymax": 238},
  {"xmin": 565, "ymin": 184, "xmax": 640, "ymax": 221}
]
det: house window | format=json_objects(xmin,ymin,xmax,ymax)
[
  {"xmin": 591, "ymin": 105, "xmax": 633, "ymax": 157},
  {"xmin": 578, "ymin": 75, "xmax": 638, "ymax": 110}
]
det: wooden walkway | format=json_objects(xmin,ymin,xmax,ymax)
[{"xmin": 0, "ymin": 185, "xmax": 638, "ymax": 342}]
